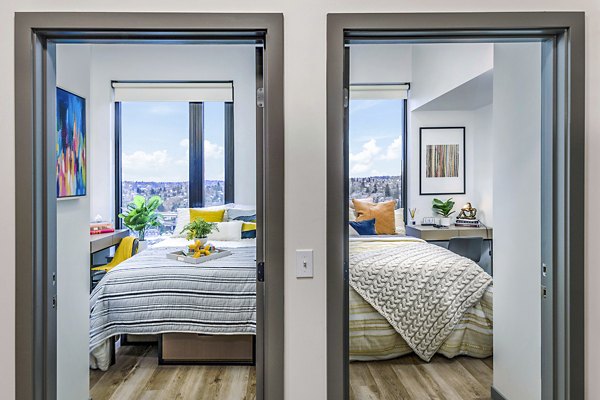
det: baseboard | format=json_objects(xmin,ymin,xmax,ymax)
[{"xmin": 491, "ymin": 386, "xmax": 508, "ymax": 400}]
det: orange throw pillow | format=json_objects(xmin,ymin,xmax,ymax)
[{"xmin": 352, "ymin": 199, "xmax": 396, "ymax": 235}]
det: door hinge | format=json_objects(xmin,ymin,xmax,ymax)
[
  {"xmin": 343, "ymin": 87, "xmax": 349, "ymax": 108},
  {"xmin": 257, "ymin": 261, "xmax": 265, "ymax": 282},
  {"xmin": 51, "ymin": 295, "xmax": 57, "ymax": 309},
  {"xmin": 257, "ymin": 88, "xmax": 265, "ymax": 108},
  {"xmin": 541, "ymin": 285, "xmax": 548, "ymax": 299},
  {"xmin": 542, "ymin": 262, "xmax": 548, "ymax": 277}
]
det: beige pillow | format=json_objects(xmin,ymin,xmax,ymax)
[
  {"xmin": 353, "ymin": 199, "xmax": 396, "ymax": 235},
  {"xmin": 349, "ymin": 197, "xmax": 373, "ymax": 209},
  {"xmin": 395, "ymin": 208, "xmax": 406, "ymax": 235}
]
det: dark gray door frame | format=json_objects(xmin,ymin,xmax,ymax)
[
  {"xmin": 15, "ymin": 12, "xmax": 284, "ymax": 400},
  {"xmin": 326, "ymin": 12, "xmax": 584, "ymax": 400}
]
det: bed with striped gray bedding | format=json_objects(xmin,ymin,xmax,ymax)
[{"xmin": 89, "ymin": 243, "xmax": 256, "ymax": 370}]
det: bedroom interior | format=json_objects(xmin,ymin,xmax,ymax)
[
  {"xmin": 346, "ymin": 40, "xmax": 543, "ymax": 399},
  {"xmin": 54, "ymin": 40, "xmax": 265, "ymax": 400}
]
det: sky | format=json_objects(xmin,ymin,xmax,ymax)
[
  {"xmin": 349, "ymin": 99, "xmax": 405, "ymax": 177},
  {"xmin": 121, "ymin": 101, "xmax": 225, "ymax": 182}
]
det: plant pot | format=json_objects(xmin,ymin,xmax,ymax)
[
  {"xmin": 138, "ymin": 240, "xmax": 149, "ymax": 252},
  {"xmin": 440, "ymin": 217, "xmax": 451, "ymax": 227}
]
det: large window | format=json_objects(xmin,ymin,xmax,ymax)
[
  {"xmin": 117, "ymin": 99, "xmax": 233, "ymax": 237},
  {"xmin": 349, "ymin": 98, "xmax": 407, "ymax": 209}
]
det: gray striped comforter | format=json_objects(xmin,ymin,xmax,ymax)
[{"xmin": 89, "ymin": 245, "xmax": 256, "ymax": 354}]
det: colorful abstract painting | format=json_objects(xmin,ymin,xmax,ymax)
[
  {"xmin": 425, "ymin": 144, "xmax": 460, "ymax": 178},
  {"xmin": 56, "ymin": 88, "xmax": 86, "ymax": 198}
]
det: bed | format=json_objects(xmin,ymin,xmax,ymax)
[
  {"xmin": 348, "ymin": 236, "xmax": 493, "ymax": 362},
  {"xmin": 89, "ymin": 237, "xmax": 256, "ymax": 371}
]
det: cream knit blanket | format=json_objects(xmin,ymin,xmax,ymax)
[{"xmin": 350, "ymin": 241, "xmax": 492, "ymax": 361}]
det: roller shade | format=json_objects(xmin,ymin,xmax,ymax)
[
  {"xmin": 350, "ymin": 84, "xmax": 409, "ymax": 100},
  {"xmin": 112, "ymin": 82, "xmax": 233, "ymax": 102}
]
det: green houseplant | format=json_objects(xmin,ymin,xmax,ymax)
[
  {"xmin": 432, "ymin": 198, "xmax": 455, "ymax": 227},
  {"xmin": 180, "ymin": 218, "xmax": 218, "ymax": 243},
  {"xmin": 119, "ymin": 195, "xmax": 163, "ymax": 242}
]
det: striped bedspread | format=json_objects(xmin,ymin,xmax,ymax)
[
  {"xmin": 349, "ymin": 236, "xmax": 493, "ymax": 361},
  {"xmin": 89, "ymin": 243, "xmax": 256, "ymax": 369}
]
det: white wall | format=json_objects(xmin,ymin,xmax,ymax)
[
  {"xmin": 1, "ymin": 3, "xmax": 599, "ymax": 400},
  {"xmin": 55, "ymin": 44, "xmax": 92, "ymax": 400},
  {"xmin": 410, "ymin": 43, "xmax": 493, "ymax": 111},
  {"xmin": 88, "ymin": 44, "xmax": 256, "ymax": 222},
  {"xmin": 407, "ymin": 106, "xmax": 493, "ymax": 223},
  {"xmin": 492, "ymin": 42, "xmax": 542, "ymax": 400}
]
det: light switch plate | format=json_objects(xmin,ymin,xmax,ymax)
[{"xmin": 296, "ymin": 249, "xmax": 314, "ymax": 278}]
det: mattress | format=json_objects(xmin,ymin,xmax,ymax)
[{"xmin": 348, "ymin": 236, "xmax": 493, "ymax": 361}]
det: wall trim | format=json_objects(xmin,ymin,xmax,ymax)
[{"xmin": 491, "ymin": 386, "xmax": 509, "ymax": 400}]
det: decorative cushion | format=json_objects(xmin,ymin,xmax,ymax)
[
  {"xmin": 349, "ymin": 219, "xmax": 377, "ymax": 236},
  {"xmin": 228, "ymin": 208, "xmax": 257, "ymax": 222},
  {"xmin": 349, "ymin": 207, "xmax": 356, "ymax": 222},
  {"xmin": 349, "ymin": 197, "xmax": 373, "ymax": 209},
  {"xmin": 241, "ymin": 222, "xmax": 257, "ymax": 239},
  {"xmin": 353, "ymin": 199, "xmax": 396, "ymax": 235},
  {"xmin": 173, "ymin": 205, "xmax": 228, "ymax": 237},
  {"xmin": 207, "ymin": 221, "xmax": 243, "ymax": 241},
  {"xmin": 189, "ymin": 208, "xmax": 226, "ymax": 223}
]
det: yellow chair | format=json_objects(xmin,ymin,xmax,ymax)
[{"xmin": 91, "ymin": 236, "xmax": 138, "ymax": 288}]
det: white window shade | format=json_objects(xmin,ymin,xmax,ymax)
[
  {"xmin": 112, "ymin": 82, "xmax": 233, "ymax": 102},
  {"xmin": 350, "ymin": 84, "xmax": 409, "ymax": 100}
]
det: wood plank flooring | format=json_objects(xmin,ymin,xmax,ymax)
[
  {"xmin": 350, "ymin": 355, "xmax": 493, "ymax": 400},
  {"xmin": 91, "ymin": 346, "xmax": 490, "ymax": 400},
  {"xmin": 90, "ymin": 345, "xmax": 255, "ymax": 400}
]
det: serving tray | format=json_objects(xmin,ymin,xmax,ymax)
[{"xmin": 167, "ymin": 249, "xmax": 232, "ymax": 264}]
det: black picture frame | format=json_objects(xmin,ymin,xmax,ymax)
[{"xmin": 419, "ymin": 126, "xmax": 466, "ymax": 195}]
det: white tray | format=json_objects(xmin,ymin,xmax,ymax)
[{"xmin": 167, "ymin": 249, "xmax": 232, "ymax": 264}]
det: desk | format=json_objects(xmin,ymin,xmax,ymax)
[
  {"xmin": 405, "ymin": 224, "xmax": 493, "ymax": 241},
  {"xmin": 90, "ymin": 229, "xmax": 130, "ymax": 253}
]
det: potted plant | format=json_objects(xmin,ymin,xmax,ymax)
[
  {"xmin": 119, "ymin": 195, "xmax": 163, "ymax": 249},
  {"xmin": 432, "ymin": 198, "xmax": 455, "ymax": 227},
  {"xmin": 180, "ymin": 218, "xmax": 218, "ymax": 247}
]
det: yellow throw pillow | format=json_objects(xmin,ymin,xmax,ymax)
[
  {"xmin": 189, "ymin": 208, "xmax": 226, "ymax": 223},
  {"xmin": 242, "ymin": 222, "xmax": 256, "ymax": 232},
  {"xmin": 353, "ymin": 199, "xmax": 396, "ymax": 235}
]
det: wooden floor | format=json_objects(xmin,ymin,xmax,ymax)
[
  {"xmin": 350, "ymin": 355, "xmax": 493, "ymax": 400},
  {"xmin": 90, "ymin": 345, "xmax": 256, "ymax": 400},
  {"xmin": 91, "ymin": 346, "xmax": 490, "ymax": 400}
]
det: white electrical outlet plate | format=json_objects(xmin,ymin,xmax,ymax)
[{"xmin": 296, "ymin": 249, "xmax": 314, "ymax": 278}]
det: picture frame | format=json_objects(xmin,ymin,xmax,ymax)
[
  {"xmin": 419, "ymin": 127, "xmax": 465, "ymax": 195},
  {"xmin": 56, "ymin": 87, "xmax": 87, "ymax": 198}
]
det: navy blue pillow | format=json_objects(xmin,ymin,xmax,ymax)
[
  {"xmin": 349, "ymin": 219, "xmax": 377, "ymax": 235},
  {"xmin": 234, "ymin": 215, "xmax": 257, "ymax": 222},
  {"xmin": 242, "ymin": 230, "xmax": 256, "ymax": 239}
]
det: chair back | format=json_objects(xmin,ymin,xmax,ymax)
[{"xmin": 448, "ymin": 236, "xmax": 483, "ymax": 262}]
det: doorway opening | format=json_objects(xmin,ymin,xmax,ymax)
[
  {"xmin": 327, "ymin": 12, "xmax": 584, "ymax": 400},
  {"xmin": 15, "ymin": 13, "xmax": 283, "ymax": 400}
]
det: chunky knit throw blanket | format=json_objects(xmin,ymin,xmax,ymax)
[{"xmin": 350, "ymin": 242, "xmax": 492, "ymax": 361}]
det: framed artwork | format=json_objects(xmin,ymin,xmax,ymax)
[
  {"xmin": 56, "ymin": 87, "xmax": 86, "ymax": 198},
  {"xmin": 419, "ymin": 127, "xmax": 465, "ymax": 195}
]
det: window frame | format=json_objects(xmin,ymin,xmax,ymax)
[
  {"xmin": 115, "ymin": 96, "xmax": 235, "ymax": 226},
  {"xmin": 348, "ymin": 95, "xmax": 408, "ymax": 221}
]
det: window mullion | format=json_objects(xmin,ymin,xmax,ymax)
[
  {"xmin": 224, "ymin": 102, "xmax": 235, "ymax": 203},
  {"xmin": 189, "ymin": 102, "xmax": 204, "ymax": 207}
]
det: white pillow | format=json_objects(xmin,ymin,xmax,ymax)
[
  {"xmin": 173, "ymin": 205, "xmax": 229, "ymax": 237},
  {"xmin": 349, "ymin": 224, "xmax": 359, "ymax": 237},
  {"xmin": 207, "ymin": 221, "xmax": 243, "ymax": 241},
  {"xmin": 348, "ymin": 207, "xmax": 356, "ymax": 222},
  {"xmin": 395, "ymin": 208, "xmax": 406, "ymax": 235}
]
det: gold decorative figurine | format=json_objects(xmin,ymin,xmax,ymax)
[{"xmin": 457, "ymin": 202, "xmax": 477, "ymax": 220}]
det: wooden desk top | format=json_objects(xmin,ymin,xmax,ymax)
[
  {"xmin": 90, "ymin": 229, "xmax": 130, "ymax": 253},
  {"xmin": 405, "ymin": 224, "xmax": 493, "ymax": 241}
]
